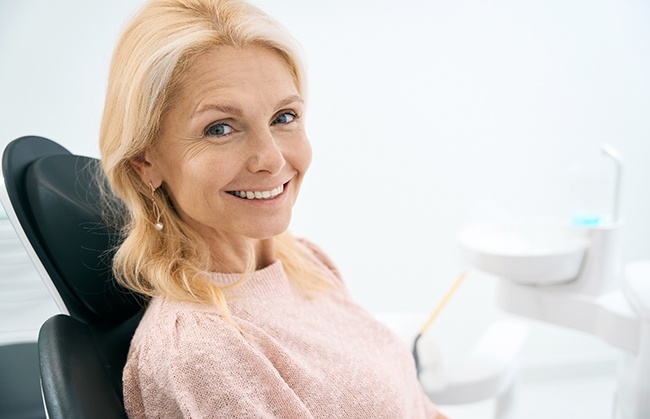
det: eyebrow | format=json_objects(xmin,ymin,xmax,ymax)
[{"xmin": 191, "ymin": 94, "xmax": 304, "ymax": 119}]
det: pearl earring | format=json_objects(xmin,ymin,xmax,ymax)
[{"xmin": 149, "ymin": 182, "xmax": 163, "ymax": 231}]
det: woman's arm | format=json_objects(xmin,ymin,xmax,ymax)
[{"xmin": 124, "ymin": 308, "xmax": 313, "ymax": 418}]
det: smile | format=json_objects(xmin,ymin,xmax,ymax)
[{"xmin": 228, "ymin": 184, "xmax": 284, "ymax": 200}]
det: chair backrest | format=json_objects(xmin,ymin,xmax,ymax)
[{"xmin": 2, "ymin": 136, "xmax": 144, "ymax": 419}]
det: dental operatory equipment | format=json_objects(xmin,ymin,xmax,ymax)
[
  {"xmin": 458, "ymin": 144, "xmax": 650, "ymax": 419},
  {"xmin": 600, "ymin": 142, "xmax": 623, "ymax": 224},
  {"xmin": 412, "ymin": 271, "xmax": 467, "ymax": 376},
  {"xmin": 379, "ymin": 266, "xmax": 529, "ymax": 418}
]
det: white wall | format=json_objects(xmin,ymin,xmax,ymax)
[{"xmin": 2, "ymin": 0, "xmax": 650, "ymax": 372}]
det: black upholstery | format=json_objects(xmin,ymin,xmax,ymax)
[{"xmin": 2, "ymin": 136, "xmax": 144, "ymax": 419}]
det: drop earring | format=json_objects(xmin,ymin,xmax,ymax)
[{"xmin": 149, "ymin": 182, "xmax": 163, "ymax": 231}]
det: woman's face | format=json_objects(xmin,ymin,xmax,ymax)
[{"xmin": 133, "ymin": 45, "xmax": 311, "ymax": 267}]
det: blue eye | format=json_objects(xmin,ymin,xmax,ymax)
[
  {"xmin": 205, "ymin": 123, "xmax": 233, "ymax": 137},
  {"xmin": 273, "ymin": 112, "xmax": 296, "ymax": 125}
]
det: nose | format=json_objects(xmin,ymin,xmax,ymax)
[{"xmin": 246, "ymin": 128, "xmax": 285, "ymax": 174}]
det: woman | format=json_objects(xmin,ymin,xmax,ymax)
[{"xmin": 100, "ymin": 0, "xmax": 444, "ymax": 417}]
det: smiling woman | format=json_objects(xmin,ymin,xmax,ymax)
[
  {"xmin": 129, "ymin": 45, "xmax": 312, "ymax": 272},
  {"xmin": 99, "ymin": 0, "xmax": 443, "ymax": 417}
]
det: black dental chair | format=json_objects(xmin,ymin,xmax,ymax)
[{"xmin": 2, "ymin": 136, "xmax": 144, "ymax": 419}]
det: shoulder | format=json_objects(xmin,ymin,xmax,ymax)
[
  {"xmin": 294, "ymin": 237, "xmax": 344, "ymax": 283},
  {"xmin": 129, "ymin": 297, "xmax": 244, "ymax": 358},
  {"xmin": 123, "ymin": 297, "xmax": 238, "ymax": 416},
  {"xmin": 126, "ymin": 297, "xmax": 255, "ymax": 389},
  {"xmin": 124, "ymin": 298, "xmax": 260, "ymax": 409},
  {"xmin": 123, "ymin": 297, "xmax": 315, "ymax": 417}
]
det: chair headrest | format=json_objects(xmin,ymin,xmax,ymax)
[{"xmin": 25, "ymin": 153, "xmax": 143, "ymax": 324}]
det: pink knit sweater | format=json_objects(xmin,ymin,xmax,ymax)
[{"xmin": 123, "ymin": 241, "xmax": 439, "ymax": 418}]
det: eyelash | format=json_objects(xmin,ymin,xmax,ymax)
[
  {"xmin": 272, "ymin": 111, "xmax": 299, "ymax": 125},
  {"xmin": 203, "ymin": 111, "xmax": 299, "ymax": 138},
  {"xmin": 204, "ymin": 122, "xmax": 234, "ymax": 137}
]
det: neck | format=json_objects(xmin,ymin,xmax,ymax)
[{"xmin": 208, "ymin": 236, "xmax": 276, "ymax": 273}]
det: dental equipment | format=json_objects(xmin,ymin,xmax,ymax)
[
  {"xmin": 458, "ymin": 145, "xmax": 650, "ymax": 419},
  {"xmin": 384, "ymin": 271, "xmax": 528, "ymax": 419},
  {"xmin": 601, "ymin": 143, "xmax": 623, "ymax": 224},
  {"xmin": 412, "ymin": 271, "xmax": 467, "ymax": 376}
]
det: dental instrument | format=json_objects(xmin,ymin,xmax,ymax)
[{"xmin": 412, "ymin": 271, "xmax": 467, "ymax": 376}]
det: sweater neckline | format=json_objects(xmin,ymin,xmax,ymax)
[{"xmin": 209, "ymin": 260, "xmax": 290, "ymax": 298}]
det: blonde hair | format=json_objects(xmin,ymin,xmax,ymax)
[{"xmin": 99, "ymin": 0, "xmax": 331, "ymax": 319}]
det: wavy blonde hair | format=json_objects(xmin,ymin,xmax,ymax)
[{"xmin": 99, "ymin": 0, "xmax": 331, "ymax": 319}]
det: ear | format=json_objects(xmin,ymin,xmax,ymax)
[{"xmin": 129, "ymin": 149, "xmax": 163, "ymax": 188}]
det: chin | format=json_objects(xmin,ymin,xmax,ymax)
[{"xmin": 247, "ymin": 219, "xmax": 292, "ymax": 240}]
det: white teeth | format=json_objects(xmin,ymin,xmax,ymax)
[{"xmin": 231, "ymin": 184, "xmax": 284, "ymax": 200}]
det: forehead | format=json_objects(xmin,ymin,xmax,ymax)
[{"xmin": 175, "ymin": 44, "xmax": 297, "ymax": 105}]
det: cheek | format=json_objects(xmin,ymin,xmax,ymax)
[
  {"xmin": 292, "ymin": 137, "xmax": 312, "ymax": 174},
  {"xmin": 161, "ymin": 157, "xmax": 232, "ymax": 211}
]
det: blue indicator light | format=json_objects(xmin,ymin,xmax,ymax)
[{"xmin": 572, "ymin": 214, "xmax": 601, "ymax": 227}]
